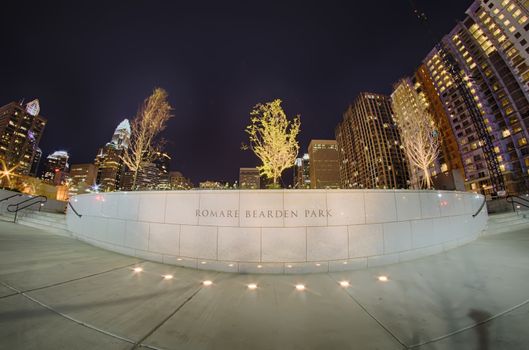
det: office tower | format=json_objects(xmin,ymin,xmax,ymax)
[
  {"xmin": 29, "ymin": 147, "xmax": 42, "ymax": 177},
  {"xmin": 42, "ymin": 150, "xmax": 70, "ymax": 185},
  {"xmin": 335, "ymin": 93, "xmax": 410, "ymax": 189},
  {"xmin": 95, "ymin": 145, "xmax": 125, "ymax": 191},
  {"xmin": 418, "ymin": 1, "xmax": 529, "ymax": 194},
  {"xmin": 153, "ymin": 151, "xmax": 171, "ymax": 190},
  {"xmin": 391, "ymin": 78, "xmax": 465, "ymax": 190},
  {"xmin": 0, "ymin": 99, "xmax": 47, "ymax": 176},
  {"xmin": 134, "ymin": 151, "xmax": 171, "ymax": 190},
  {"xmin": 94, "ymin": 119, "xmax": 130, "ymax": 192},
  {"xmin": 293, "ymin": 153, "xmax": 311, "ymax": 189},
  {"xmin": 69, "ymin": 163, "xmax": 97, "ymax": 194},
  {"xmin": 239, "ymin": 167, "xmax": 261, "ymax": 189},
  {"xmin": 169, "ymin": 171, "xmax": 194, "ymax": 190},
  {"xmin": 110, "ymin": 119, "xmax": 131, "ymax": 149},
  {"xmin": 307, "ymin": 140, "xmax": 340, "ymax": 189}
]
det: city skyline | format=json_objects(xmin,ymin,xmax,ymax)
[{"xmin": 0, "ymin": 1, "xmax": 472, "ymax": 184}]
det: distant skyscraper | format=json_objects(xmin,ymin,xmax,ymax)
[
  {"xmin": 293, "ymin": 153, "xmax": 311, "ymax": 188},
  {"xmin": 69, "ymin": 163, "xmax": 97, "ymax": 194},
  {"xmin": 42, "ymin": 150, "xmax": 70, "ymax": 185},
  {"xmin": 111, "ymin": 119, "xmax": 131, "ymax": 149},
  {"xmin": 239, "ymin": 167, "xmax": 261, "ymax": 189},
  {"xmin": 0, "ymin": 99, "xmax": 46, "ymax": 175},
  {"xmin": 135, "ymin": 152, "xmax": 171, "ymax": 190},
  {"xmin": 308, "ymin": 140, "xmax": 340, "ymax": 189},
  {"xmin": 335, "ymin": 93, "xmax": 409, "ymax": 189},
  {"xmin": 29, "ymin": 147, "xmax": 42, "ymax": 177},
  {"xmin": 94, "ymin": 119, "xmax": 131, "ymax": 192},
  {"xmin": 169, "ymin": 171, "xmax": 193, "ymax": 190}
]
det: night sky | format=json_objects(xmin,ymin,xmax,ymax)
[{"xmin": 1, "ymin": 1, "xmax": 472, "ymax": 185}]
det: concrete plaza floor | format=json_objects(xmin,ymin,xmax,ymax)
[{"xmin": 1, "ymin": 219, "xmax": 529, "ymax": 350}]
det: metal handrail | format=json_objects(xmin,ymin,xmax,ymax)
[
  {"xmin": 506, "ymin": 195, "xmax": 529, "ymax": 212},
  {"xmin": 0, "ymin": 193, "xmax": 22, "ymax": 204},
  {"xmin": 7, "ymin": 195, "xmax": 47, "ymax": 223},
  {"xmin": 68, "ymin": 201, "xmax": 82, "ymax": 218},
  {"xmin": 472, "ymin": 196, "xmax": 487, "ymax": 218}
]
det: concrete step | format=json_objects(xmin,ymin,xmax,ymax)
[
  {"xmin": 14, "ymin": 219, "xmax": 71, "ymax": 237},
  {"xmin": 485, "ymin": 212, "xmax": 529, "ymax": 235},
  {"xmin": 0, "ymin": 209, "xmax": 69, "ymax": 234},
  {"xmin": 21, "ymin": 212, "xmax": 67, "ymax": 224},
  {"xmin": 17, "ymin": 216, "xmax": 68, "ymax": 230}
]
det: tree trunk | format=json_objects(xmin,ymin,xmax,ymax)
[
  {"xmin": 132, "ymin": 169, "xmax": 138, "ymax": 190},
  {"xmin": 423, "ymin": 166, "xmax": 432, "ymax": 189}
]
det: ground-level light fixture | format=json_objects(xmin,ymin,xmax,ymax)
[
  {"xmin": 378, "ymin": 275, "xmax": 389, "ymax": 282},
  {"xmin": 133, "ymin": 267, "xmax": 143, "ymax": 273},
  {"xmin": 295, "ymin": 284, "xmax": 306, "ymax": 291},
  {"xmin": 163, "ymin": 274, "xmax": 173, "ymax": 280},
  {"xmin": 339, "ymin": 280, "xmax": 350, "ymax": 287},
  {"xmin": 203, "ymin": 280, "xmax": 213, "ymax": 286},
  {"xmin": 247, "ymin": 283, "xmax": 258, "ymax": 290}
]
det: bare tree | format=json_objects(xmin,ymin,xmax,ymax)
[
  {"xmin": 392, "ymin": 80, "xmax": 440, "ymax": 189},
  {"xmin": 243, "ymin": 99, "xmax": 301, "ymax": 187},
  {"xmin": 121, "ymin": 88, "xmax": 173, "ymax": 190}
]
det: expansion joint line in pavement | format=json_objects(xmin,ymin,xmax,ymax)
[
  {"xmin": 0, "ymin": 261, "xmax": 144, "ymax": 299},
  {"xmin": 0, "ymin": 281, "xmax": 136, "ymax": 345},
  {"xmin": 325, "ymin": 274, "xmax": 408, "ymax": 348},
  {"xmin": 406, "ymin": 296, "xmax": 529, "ymax": 349},
  {"xmin": 131, "ymin": 273, "xmax": 221, "ymax": 350},
  {"xmin": 326, "ymin": 274, "xmax": 529, "ymax": 349}
]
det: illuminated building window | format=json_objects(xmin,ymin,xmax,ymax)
[
  {"xmin": 519, "ymin": 137, "xmax": 528, "ymax": 146},
  {"xmin": 502, "ymin": 129, "xmax": 511, "ymax": 138}
]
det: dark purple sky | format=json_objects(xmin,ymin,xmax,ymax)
[{"xmin": 0, "ymin": 0, "xmax": 472, "ymax": 185}]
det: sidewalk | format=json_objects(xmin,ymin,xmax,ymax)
[{"xmin": 1, "ymin": 219, "xmax": 528, "ymax": 350}]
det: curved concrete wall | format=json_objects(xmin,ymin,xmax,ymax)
[{"xmin": 66, "ymin": 189, "xmax": 487, "ymax": 273}]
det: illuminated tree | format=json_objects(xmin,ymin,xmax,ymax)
[
  {"xmin": 244, "ymin": 99, "xmax": 301, "ymax": 187},
  {"xmin": 121, "ymin": 88, "xmax": 173, "ymax": 190},
  {"xmin": 392, "ymin": 80, "xmax": 440, "ymax": 189}
]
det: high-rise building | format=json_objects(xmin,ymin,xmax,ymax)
[
  {"xmin": 417, "ymin": 1, "xmax": 529, "ymax": 194},
  {"xmin": 307, "ymin": 140, "xmax": 340, "ymax": 189},
  {"xmin": 391, "ymin": 78, "xmax": 465, "ymax": 190},
  {"xmin": 42, "ymin": 150, "xmax": 70, "ymax": 185},
  {"xmin": 239, "ymin": 167, "xmax": 261, "ymax": 189},
  {"xmin": 69, "ymin": 163, "xmax": 97, "ymax": 194},
  {"xmin": 335, "ymin": 93, "xmax": 410, "ymax": 189},
  {"xmin": 29, "ymin": 147, "xmax": 42, "ymax": 177},
  {"xmin": 110, "ymin": 119, "xmax": 131, "ymax": 149},
  {"xmin": 293, "ymin": 153, "xmax": 311, "ymax": 188},
  {"xmin": 169, "ymin": 171, "xmax": 193, "ymax": 190},
  {"xmin": 0, "ymin": 99, "xmax": 46, "ymax": 176},
  {"xmin": 94, "ymin": 119, "xmax": 130, "ymax": 192},
  {"xmin": 135, "ymin": 152, "xmax": 171, "ymax": 190},
  {"xmin": 415, "ymin": 64, "xmax": 466, "ymax": 189},
  {"xmin": 95, "ymin": 144, "xmax": 125, "ymax": 192}
]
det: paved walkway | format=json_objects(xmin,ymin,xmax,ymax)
[{"xmin": 1, "ymin": 219, "xmax": 528, "ymax": 350}]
